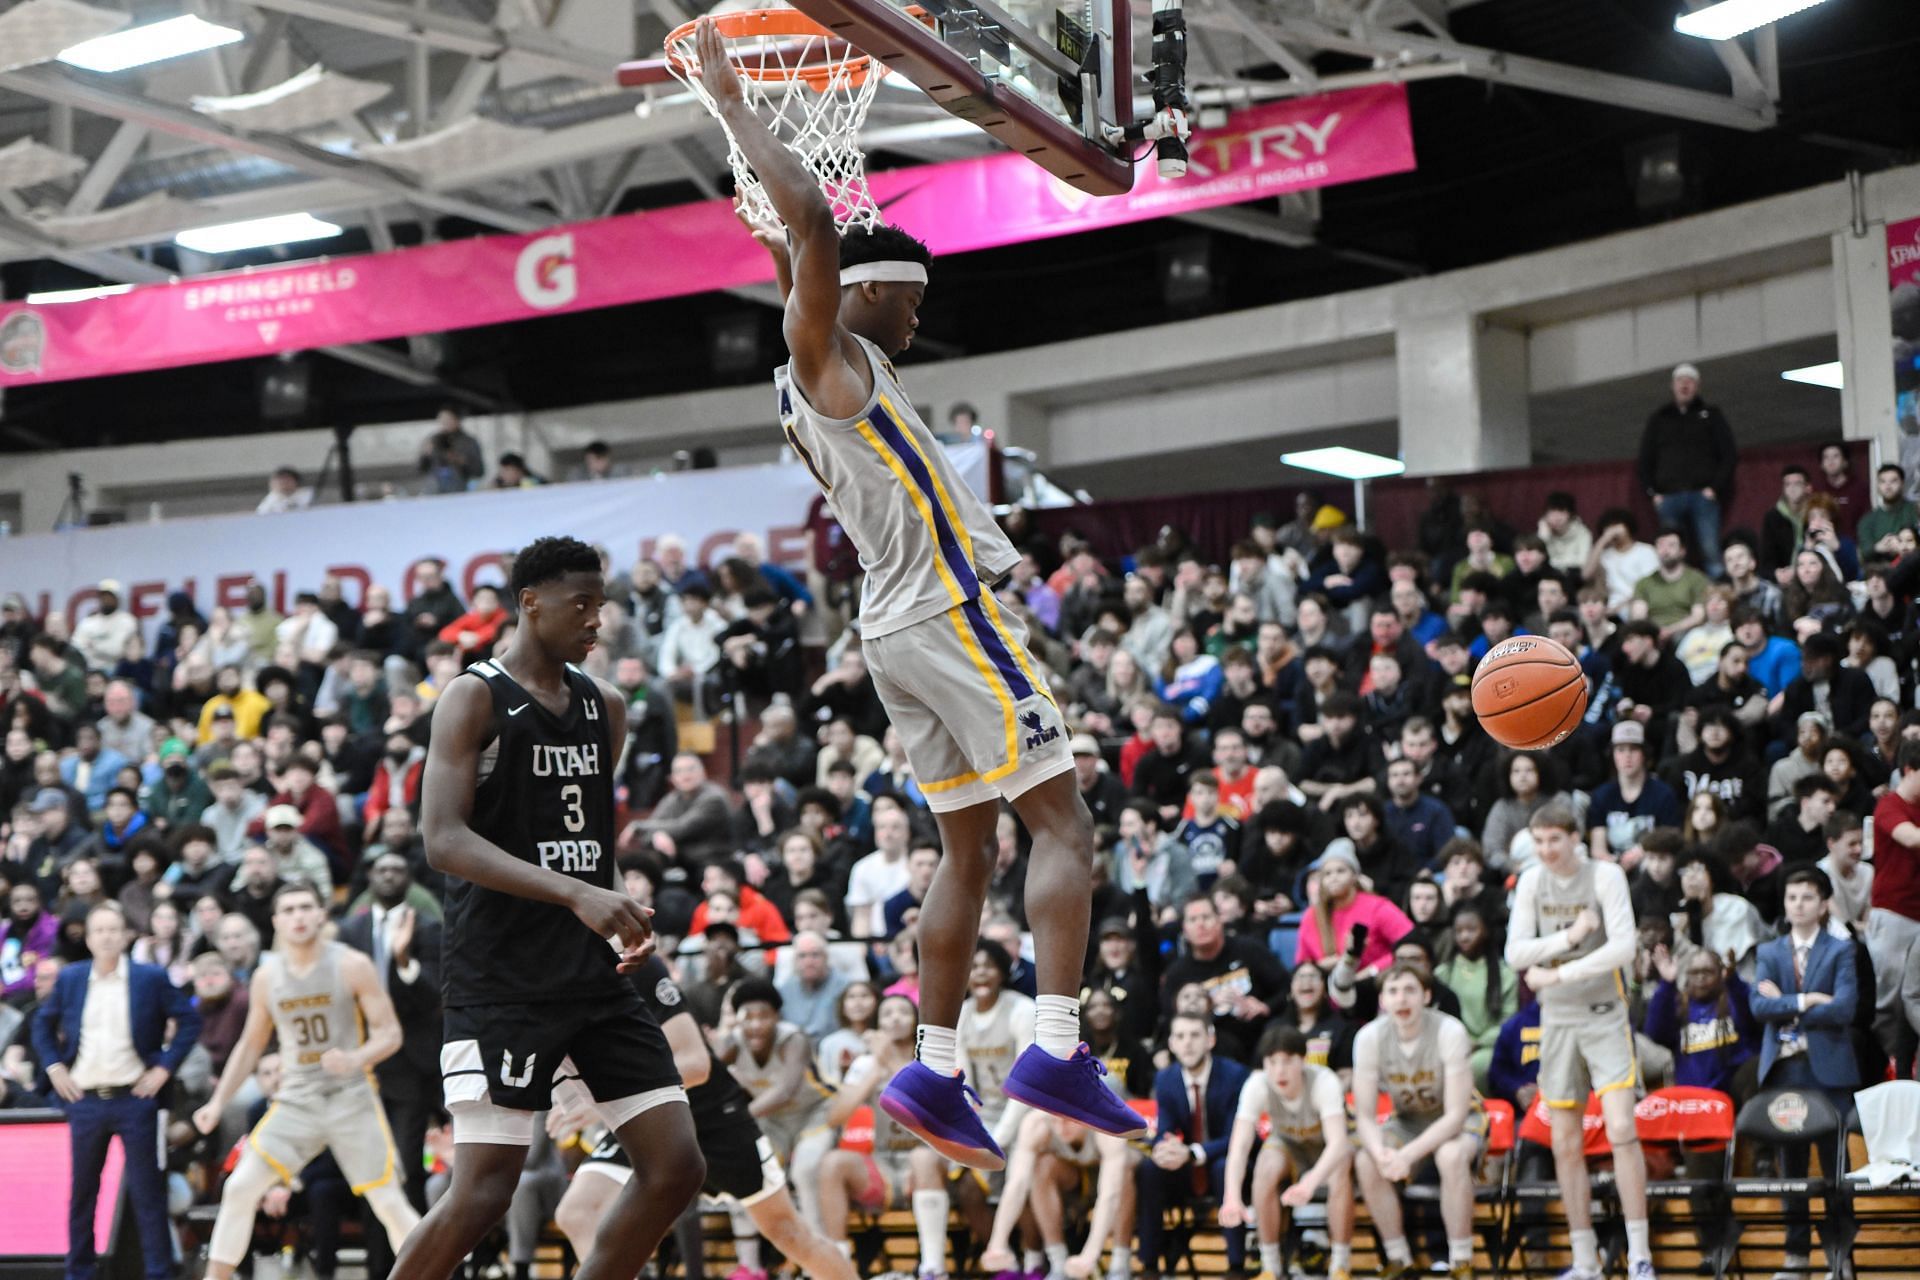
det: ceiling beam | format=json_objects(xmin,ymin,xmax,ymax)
[
  {"xmin": 433, "ymin": 55, "xmax": 499, "ymax": 131},
  {"xmin": 1213, "ymin": 0, "xmax": 1319, "ymax": 89},
  {"xmin": 1266, "ymin": 13, "xmax": 1776, "ymax": 131},
  {"xmin": 239, "ymin": 10, "xmax": 293, "ymax": 91},
  {"xmin": 1679, "ymin": 0, "xmax": 1772, "ymax": 106},
  {"xmin": 0, "ymin": 99, "xmax": 710, "ymax": 262},
  {"xmin": 64, "ymin": 122, "xmax": 148, "ymax": 217},
  {"xmin": 0, "ymin": 64, "xmax": 558, "ymax": 233},
  {"xmin": 234, "ymin": 0, "xmax": 612, "ymax": 81}
]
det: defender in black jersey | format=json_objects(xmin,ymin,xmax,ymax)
[
  {"xmin": 553, "ymin": 954, "xmax": 855, "ymax": 1280},
  {"xmin": 394, "ymin": 537, "xmax": 703, "ymax": 1280}
]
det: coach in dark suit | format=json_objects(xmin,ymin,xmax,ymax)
[
  {"xmin": 1750, "ymin": 864, "xmax": 1858, "ymax": 1268},
  {"xmin": 336, "ymin": 850, "xmax": 442, "ymax": 1280},
  {"xmin": 1136, "ymin": 1010, "xmax": 1252, "ymax": 1278},
  {"xmin": 33, "ymin": 901, "xmax": 200, "ymax": 1280}
]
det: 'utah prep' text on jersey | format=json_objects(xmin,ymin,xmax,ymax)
[
  {"xmin": 777, "ymin": 336, "xmax": 1019, "ymax": 639},
  {"xmin": 442, "ymin": 661, "xmax": 625, "ymax": 1008}
]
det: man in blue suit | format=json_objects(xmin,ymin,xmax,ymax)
[
  {"xmin": 1135, "ymin": 1011, "xmax": 1251, "ymax": 1278},
  {"xmin": 1750, "ymin": 865, "xmax": 1858, "ymax": 1278},
  {"xmin": 33, "ymin": 901, "xmax": 201, "ymax": 1280}
]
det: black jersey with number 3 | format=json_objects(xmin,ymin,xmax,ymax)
[{"xmin": 443, "ymin": 660, "xmax": 625, "ymax": 1008}]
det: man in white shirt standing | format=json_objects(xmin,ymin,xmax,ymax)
[
  {"xmin": 845, "ymin": 801, "xmax": 914, "ymax": 939},
  {"xmin": 33, "ymin": 902, "xmax": 201, "ymax": 1280},
  {"xmin": 1506, "ymin": 803, "xmax": 1652, "ymax": 1280}
]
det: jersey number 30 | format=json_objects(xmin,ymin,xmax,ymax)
[{"xmin": 561, "ymin": 783, "xmax": 585, "ymax": 833}]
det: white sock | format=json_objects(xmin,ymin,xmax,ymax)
[
  {"xmin": 734, "ymin": 1236, "xmax": 762, "ymax": 1270},
  {"xmin": 916, "ymin": 1025, "xmax": 959, "ymax": 1077},
  {"xmin": 1449, "ymin": 1237, "xmax": 1474, "ymax": 1267},
  {"xmin": 834, "ymin": 1240, "xmax": 853, "ymax": 1259},
  {"xmin": 1625, "ymin": 1218, "xmax": 1650, "ymax": 1263},
  {"xmin": 1045, "ymin": 1243, "xmax": 1070, "ymax": 1273},
  {"xmin": 1330, "ymin": 1244, "xmax": 1351, "ymax": 1274},
  {"xmin": 1034, "ymin": 994, "xmax": 1082, "ymax": 1059},
  {"xmin": 1025, "ymin": 1250, "xmax": 1045, "ymax": 1271},
  {"xmin": 1109, "ymin": 1246, "xmax": 1131, "ymax": 1273},
  {"xmin": 1259, "ymin": 1242, "xmax": 1283, "ymax": 1275},
  {"xmin": 1383, "ymin": 1237, "xmax": 1412, "ymax": 1265},
  {"xmin": 913, "ymin": 1188, "xmax": 950, "ymax": 1274},
  {"xmin": 1570, "ymin": 1228, "xmax": 1599, "ymax": 1272}
]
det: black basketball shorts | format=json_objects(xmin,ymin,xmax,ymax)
[{"xmin": 442, "ymin": 991, "xmax": 680, "ymax": 1114}]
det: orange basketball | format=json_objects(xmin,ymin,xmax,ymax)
[{"xmin": 1470, "ymin": 635, "xmax": 1589, "ymax": 750}]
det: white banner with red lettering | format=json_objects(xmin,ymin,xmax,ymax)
[{"xmin": 0, "ymin": 443, "xmax": 990, "ymax": 628}]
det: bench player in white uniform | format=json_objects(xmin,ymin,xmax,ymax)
[
  {"xmin": 698, "ymin": 19, "xmax": 1142, "ymax": 1170},
  {"xmin": 719, "ymin": 979, "xmax": 837, "ymax": 1228},
  {"xmin": 815, "ymin": 994, "xmax": 954, "ymax": 1279},
  {"xmin": 1505, "ymin": 802, "xmax": 1652, "ymax": 1280},
  {"xmin": 191, "ymin": 882, "xmax": 420, "ymax": 1279},
  {"xmin": 1352, "ymin": 964, "xmax": 1485, "ymax": 1280},
  {"xmin": 1220, "ymin": 1025, "xmax": 1355, "ymax": 1280},
  {"xmin": 979, "ymin": 1109, "xmax": 1139, "ymax": 1280},
  {"xmin": 949, "ymin": 941, "xmax": 1037, "ymax": 1252}
]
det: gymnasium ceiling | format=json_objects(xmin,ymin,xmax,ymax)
[{"xmin": 0, "ymin": 0, "xmax": 1915, "ymax": 451}]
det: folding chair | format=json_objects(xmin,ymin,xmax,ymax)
[
  {"xmin": 1723, "ymin": 1087, "xmax": 1849, "ymax": 1280},
  {"xmin": 1634, "ymin": 1087, "xmax": 1736, "ymax": 1278},
  {"xmin": 1844, "ymin": 1079, "xmax": 1920, "ymax": 1276}
]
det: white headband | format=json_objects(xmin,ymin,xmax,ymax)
[{"xmin": 840, "ymin": 260, "xmax": 927, "ymax": 287}]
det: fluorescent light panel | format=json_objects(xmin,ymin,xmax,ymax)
[
  {"xmin": 26, "ymin": 283, "xmax": 134, "ymax": 304},
  {"xmin": 1281, "ymin": 446, "xmax": 1406, "ymax": 480},
  {"xmin": 175, "ymin": 213, "xmax": 342, "ymax": 253},
  {"xmin": 58, "ymin": 14, "xmax": 243, "ymax": 73},
  {"xmin": 1781, "ymin": 361, "xmax": 1844, "ymax": 389},
  {"xmin": 1674, "ymin": 0, "xmax": 1828, "ymax": 41}
]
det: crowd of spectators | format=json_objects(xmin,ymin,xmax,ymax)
[{"xmin": 5, "ymin": 365, "xmax": 1919, "ymax": 1280}]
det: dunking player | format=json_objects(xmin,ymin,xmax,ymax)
[
  {"xmin": 1506, "ymin": 803, "xmax": 1653, "ymax": 1280},
  {"xmin": 553, "ymin": 956, "xmax": 856, "ymax": 1280},
  {"xmin": 191, "ymin": 881, "xmax": 420, "ymax": 1279},
  {"xmin": 700, "ymin": 18, "xmax": 1142, "ymax": 1170},
  {"xmin": 392, "ymin": 536, "xmax": 704, "ymax": 1280}
]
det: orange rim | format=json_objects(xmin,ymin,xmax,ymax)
[{"xmin": 666, "ymin": 10, "xmax": 879, "ymax": 91}]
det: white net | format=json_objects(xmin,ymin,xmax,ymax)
[{"xmin": 666, "ymin": 9, "xmax": 887, "ymax": 232}]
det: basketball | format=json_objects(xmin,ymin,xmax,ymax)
[{"xmin": 1470, "ymin": 635, "xmax": 1589, "ymax": 750}]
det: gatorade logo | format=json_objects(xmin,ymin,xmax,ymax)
[{"xmin": 515, "ymin": 233, "xmax": 578, "ymax": 310}]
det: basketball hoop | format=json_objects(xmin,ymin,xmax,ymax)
[{"xmin": 664, "ymin": 8, "xmax": 888, "ymax": 232}]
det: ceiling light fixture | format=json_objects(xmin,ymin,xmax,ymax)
[
  {"xmin": 26, "ymin": 283, "xmax": 135, "ymax": 304},
  {"xmin": 58, "ymin": 14, "xmax": 244, "ymax": 73},
  {"xmin": 174, "ymin": 213, "xmax": 343, "ymax": 254},
  {"xmin": 1674, "ymin": 0, "xmax": 1829, "ymax": 42},
  {"xmin": 1780, "ymin": 361, "xmax": 1844, "ymax": 389},
  {"xmin": 1280, "ymin": 446, "xmax": 1407, "ymax": 479}
]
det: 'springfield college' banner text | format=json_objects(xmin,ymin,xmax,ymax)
[{"xmin": 0, "ymin": 87, "xmax": 1414, "ymax": 386}]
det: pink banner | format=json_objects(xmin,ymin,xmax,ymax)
[{"xmin": 0, "ymin": 85, "xmax": 1413, "ymax": 386}]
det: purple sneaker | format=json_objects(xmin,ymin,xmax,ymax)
[
  {"xmin": 1002, "ymin": 1044, "xmax": 1149, "ymax": 1137},
  {"xmin": 878, "ymin": 1062, "xmax": 1006, "ymax": 1170}
]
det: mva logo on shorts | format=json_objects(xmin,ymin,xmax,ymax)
[{"xmin": 1021, "ymin": 710, "xmax": 1060, "ymax": 752}]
